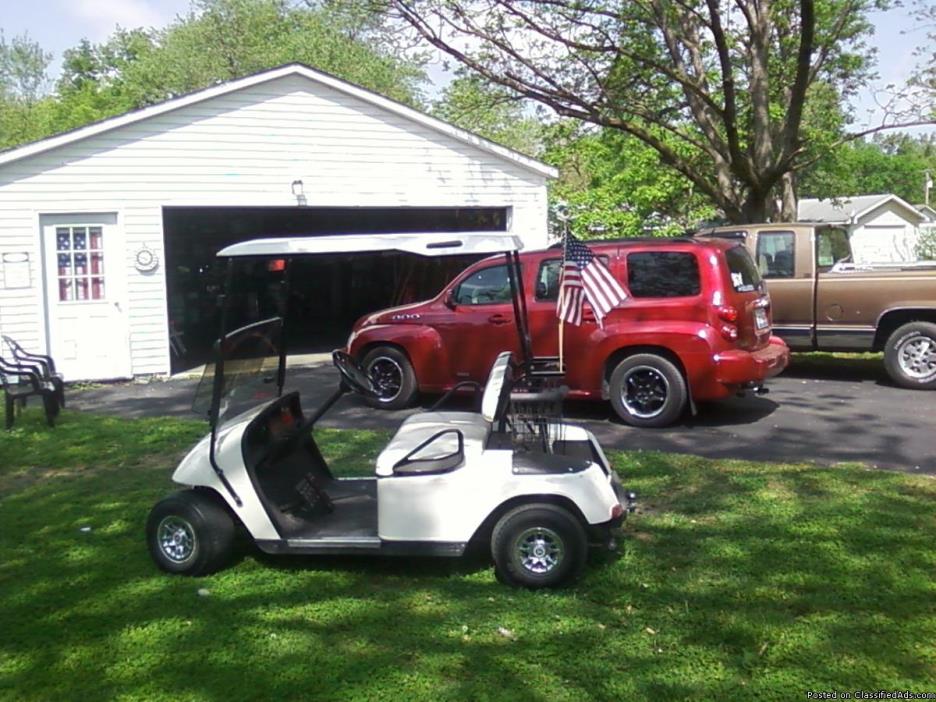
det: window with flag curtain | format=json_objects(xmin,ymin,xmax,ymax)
[{"xmin": 56, "ymin": 226, "xmax": 105, "ymax": 302}]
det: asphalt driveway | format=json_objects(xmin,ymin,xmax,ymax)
[{"xmin": 71, "ymin": 360, "xmax": 936, "ymax": 473}]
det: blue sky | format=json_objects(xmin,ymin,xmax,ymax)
[{"xmin": 0, "ymin": 0, "xmax": 928, "ymax": 130}]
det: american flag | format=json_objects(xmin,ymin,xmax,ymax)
[{"xmin": 557, "ymin": 235, "xmax": 627, "ymax": 326}]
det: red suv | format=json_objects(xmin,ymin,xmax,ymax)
[{"xmin": 346, "ymin": 237, "xmax": 789, "ymax": 427}]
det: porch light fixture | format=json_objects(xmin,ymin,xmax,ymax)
[{"xmin": 291, "ymin": 179, "xmax": 307, "ymax": 206}]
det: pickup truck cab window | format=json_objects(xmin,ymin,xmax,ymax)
[
  {"xmin": 453, "ymin": 264, "xmax": 513, "ymax": 305},
  {"xmin": 816, "ymin": 228, "xmax": 851, "ymax": 271},
  {"xmin": 755, "ymin": 231, "xmax": 795, "ymax": 278},
  {"xmin": 626, "ymin": 251, "xmax": 700, "ymax": 298}
]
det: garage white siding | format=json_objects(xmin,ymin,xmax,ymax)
[
  {"xmin": 0, "ymin": 70, "xmax": 552, "ymax": 378},
  {"xmin": 850, "ymin": 202, "xmax": 921, "ymax": 264}
]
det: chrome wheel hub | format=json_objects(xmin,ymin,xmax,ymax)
[
  {"xmin": 514, "ymin": 527, "xmax": 564, "ymax": 574},
  {"xmin": 157, "ymin": 516, "xmax": 196, "ymax": 563},
  {"xmin": 898, "ymin": 336, "xmax": 936, "ymax": 381},
  {"xmin": 368, "ymin": 356, "xmax": 403, "ymax": 402},
  {"xmin": 621, "ymin": 366, "xmax": 670, "ymax": 418}
]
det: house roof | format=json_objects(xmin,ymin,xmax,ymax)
[
  {"xmin": 914, "ymin": 204, "xmax": 936, "ymax": 222},
  {"xmin": 0, "ymin": 63, "xmax": 558, "ymax": 179},
  {"xmin": 798, "ymin": 194, "xmax": 925, "ymax": 224}
]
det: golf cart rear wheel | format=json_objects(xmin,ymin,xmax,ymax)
[
  {"xmin": 146, "ymin": 491, "xmax": 235, "ymax": 576},
  {"xmin": 491, "ymin": 504, "xmax": 587, "ymax": 588},
  {"xmin": 362, "ymin": 346, "xmax": 418, "ymax": 410}
]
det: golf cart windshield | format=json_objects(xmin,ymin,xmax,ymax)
[{"xmin": 193, "ymin": 317, "xmax": 284, "ymax": 427}]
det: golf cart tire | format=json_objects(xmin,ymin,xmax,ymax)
[
  {"xmin": 491, "ymin": 503, "xmax": 587, "ymax": 589},
  {"xmin": 146, "ymin": 490, "xmax": 236, "ymax": 576},
  {"xmin": 362, "ymin": 346, "xmax": 418, "ymax": 410}
]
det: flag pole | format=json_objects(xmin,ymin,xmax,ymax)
[{"xmin": 558, "ymin": 219, "xmax": 568, "ymax": 373}]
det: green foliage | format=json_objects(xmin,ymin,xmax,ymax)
[
  {"xmin": 432, "ymin": 70, "xmax": 544, "ymax": 157},
  {"xmin": 544, "ymin": 123, "xmax": 717, "ymax": 239},
  {"xmin": 916, "ymin": 227, "xmax": 936, "ymax": 260},
  {"xmin": 798, "ymin": 133, "xmax": 936, "ymax": 203},
  {"xmin": 0, "ymin": 32, "xmax": 54, "ymax": 148},
  {"xmin": 1, "ymin": 409, "xmax": 935, "ymax": 700}
]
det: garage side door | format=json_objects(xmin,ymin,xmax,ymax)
[{"xmin": 41, "ymin": 213, "xmax": 132, "ymax": 381}]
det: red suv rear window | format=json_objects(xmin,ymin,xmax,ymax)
[{"xmin": 724, "ymin": 245, "xmax": 764, "ymax": 293}]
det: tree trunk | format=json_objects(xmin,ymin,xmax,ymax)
[
  {"xmin": 779, "ymin": 172, "xmax": 798, "ymax": 222},
  {"xmin": 738, "ymin": 194, "xmax": 770, "ymax": 224}
]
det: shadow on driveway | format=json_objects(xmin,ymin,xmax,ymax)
[{"xmin": 69, "ymin": 361, "xmax": 935, "ymax": 474}]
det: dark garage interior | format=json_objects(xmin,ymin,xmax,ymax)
[{"xmin": 162, "ymin": 206, "xmax": 508, "ymax": 373}]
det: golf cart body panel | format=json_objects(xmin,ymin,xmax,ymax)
[
  {"xmin": 173, "ymin": 404, "xmax": 282, "ymax": 541},
  {"xmin": 149, "ymin": 232, "xmax": 633, "ymax": 586}
]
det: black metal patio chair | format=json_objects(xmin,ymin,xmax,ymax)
[
  {"xmin": 0, "ymin": 355, "xmax": 60, "ymax": 429},
  {"xmin": 2, "ymin": 335, "xmax": 65, "ymax": 409}
]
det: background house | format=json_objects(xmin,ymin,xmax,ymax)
[
  {"xmin": 0, "ymin": 64, "xmax": 556, "ymax": 381},
  {"xmin": 797, "ymin": 194, "xmax": 926, "ymax": 265}
]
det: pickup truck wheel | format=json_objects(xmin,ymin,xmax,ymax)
[
  {"xmin": 884, "ymin": 322, "xmax": 936, "ymax": 389},
  {"xmin": 491, "ymin": 504, "xmax": 587, "ymax": 588},
  {"xmin": 361, "ymin": 346, "xmax": 418, "ymax": 409},
  {"xmin": 608, "ymin": 354, "xmax": 687, "ymax": 428}
]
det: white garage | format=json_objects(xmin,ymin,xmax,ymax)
[{"xmin": 0, "ymin": 64, "xmax": 555, "ymax": 381}]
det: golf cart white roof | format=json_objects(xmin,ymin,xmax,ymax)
[{"xmin": 217, "ymin": 232, "xmax": 523, "ymax": 258}]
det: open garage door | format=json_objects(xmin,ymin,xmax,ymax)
[{"xmin": 162, "ymin": 206, "xmax": 508, "ymax": 373}]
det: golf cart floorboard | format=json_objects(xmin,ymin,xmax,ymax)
[{"xmin": 276, "ymin": 478, "xmax": 378, "ymax": 540}]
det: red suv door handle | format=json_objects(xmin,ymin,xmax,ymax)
[{"xmin": 488, "ymin": 314, "xmax": 511, "ymax": 325}]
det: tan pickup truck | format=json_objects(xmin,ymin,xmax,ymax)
[{"xmin": 696, "ymin": 223, "xmax": 936, "ymax": 389}]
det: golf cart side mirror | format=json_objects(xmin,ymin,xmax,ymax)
[{"xmin": 444, "ymin": 289, "xmax": 457, "ymax": 310}]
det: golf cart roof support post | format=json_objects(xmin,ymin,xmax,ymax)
[
  {"xmin": 208, "ymin": 258, "xmax": 243, "ymax": 508},
  {"xmin": 505, "ymin": 251, "xmax": 533, "ymax": 366},
  {"xmin": 276, "ymin": 259, "xmax": 293, "ymax": 397}
]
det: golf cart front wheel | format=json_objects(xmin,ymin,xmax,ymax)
[
  {"xmin": 491, "ymin": 504, "xmax": 587, "ymax": 588},
  {"xmin": 146, "ymin": 490, "xmax": 235, "ymax": 576}
]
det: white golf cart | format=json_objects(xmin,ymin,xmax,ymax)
[{"xmin": 146, "ymin": 233, "xmax": 635, "ymax": 588}]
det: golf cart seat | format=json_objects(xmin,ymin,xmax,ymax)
[{"xmin": 375, "ymin": 352, "xmax": 513, "ymax": 477}]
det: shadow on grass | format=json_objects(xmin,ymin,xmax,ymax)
[{"xmin": 1, "ymin": 411, "xmax": 934, "ymax": 701}]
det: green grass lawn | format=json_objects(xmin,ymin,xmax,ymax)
[
  {"xmin": 1, "ymin": 409, "xmax": 934, "ymax": 701},
  {"xmin": 789, "ymin": 351, "xmax": 885, "ymax": 378}
]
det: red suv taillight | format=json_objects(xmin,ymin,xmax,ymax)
[
  {"xmin": 716, "ymin": 306, "xmax": 739, "ymax": 342},
  {"xmin": 717, "ymin": 306, "xmax": 738, "ymax": 323}
]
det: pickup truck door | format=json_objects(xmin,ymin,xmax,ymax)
[
  {"xmin": 813, "ymin": 227, "xmax": 878, "ymax": 350},
  {"xmin": 752, "ymin": 229, "xmax": 816, "ymax": 351}
]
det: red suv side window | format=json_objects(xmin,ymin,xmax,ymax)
[
  {"xmin": 626, "ymin": 251, "xmax": 700, "ymax": 298},
  {"xmin": 453, "ymin": 264, "xmax": 514, "ymax": 305}
]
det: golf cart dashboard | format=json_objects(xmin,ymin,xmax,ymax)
[{"xmin": 242, "ymin": 392, "xmax": 305, "ymax": 465}]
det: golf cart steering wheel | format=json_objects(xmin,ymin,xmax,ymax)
[{"xmin": 332, "ymin": 351, "xmax": 379, "ymax": 398}]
